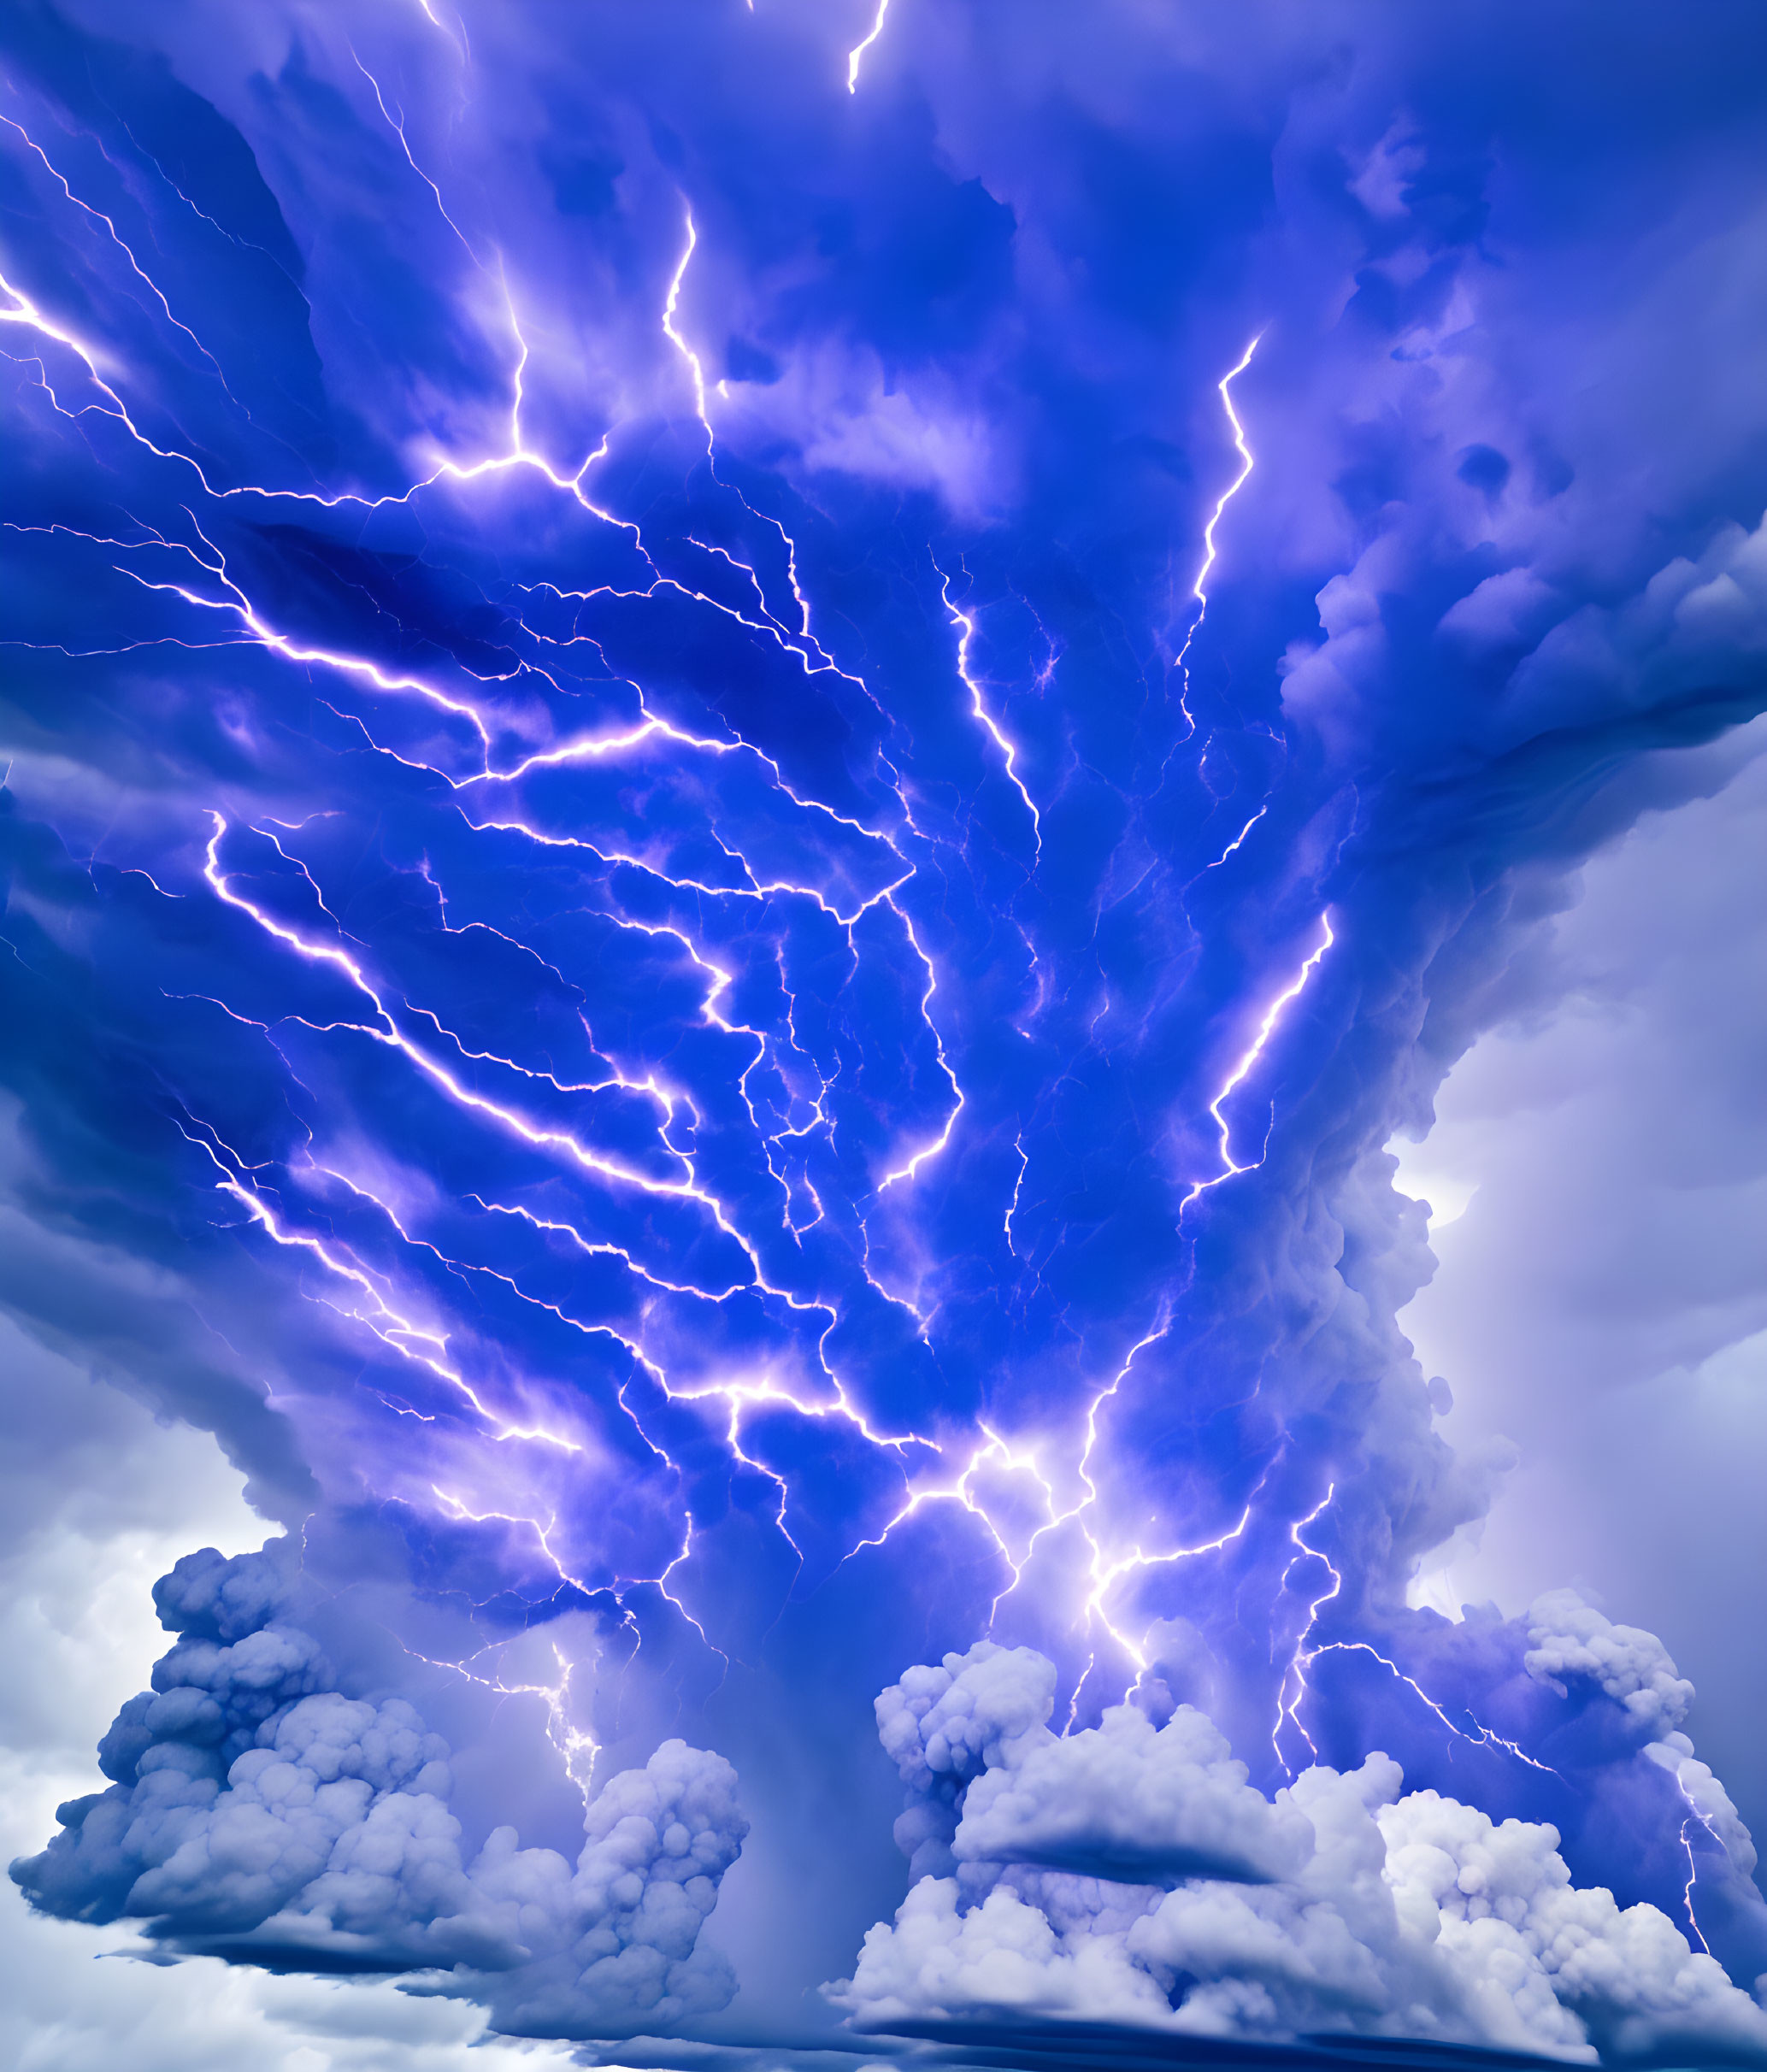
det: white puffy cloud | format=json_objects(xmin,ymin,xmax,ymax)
[
  {"xmin": 876, "ymin": 1641, "xmax": 1057, "ymax": 1795},
  {"xmin": 833, "ymin": 1646, "xmax": 1767, "ymax": 2064},
  {"xmin": 122, "ymin": 1692, "xmax": 455, "ymax": 1934},
  {"xmin": 875, "ymin": 1645, "xmax": 1313, "ymax": 1892},
  {"xmin": 833, "ymin": 1875, "xmax": 1175, "ymax": 2031},
  {"xmin": 14, "ymin": 1533, "xmax": 750, "ymax": 2041},
  {"xmin": 464, "ymin": 1739, "xmax": 749, "ymax": 2037},
  {"xmin": 954, "ymin": 1700, "xmax": 1315, "ymax": 1887},
  {"xmin": 1524, "ymin": 1592, "xmax": 1694, "ymax": 1745},
  {"xmin": 0, "ymin": 1313, "xmax": 586, "ymax": 2072}
]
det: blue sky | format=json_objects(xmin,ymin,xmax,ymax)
[{"xmin": 3, "ymin": 3, "xmax": 1767, "ymax": 2065}]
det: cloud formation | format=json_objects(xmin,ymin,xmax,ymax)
[
  {"xmin": 1, "ymin": 0, "xmax": 1766, "ymax": 2059},
  {"xmin": 13, "ymin": 1543, "xmax": 747, "ymax": 2040},
  {"xmin": 839, "ymin": 1644, "xmax": 1767, "ymax": 2064}
]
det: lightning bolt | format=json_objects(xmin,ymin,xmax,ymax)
[
  {"xmin": 847, "ymin": 0, "xmax": 892, "ymax": 92},
  {"xmin": 1172, "ymin": 333, "xmax": 1262, "ymax": 730},
  {"xmin": 1184, "ymin": 912, "xmax": 1334, "ymax": 1209},
  {"xmin": 936, "ymin": 560, "xmax": 1042, "ymax": 855},
  {"xmin": 1272, "ymin": 1485, "xmax": 1341, "ymax": 1773},
  {"xmin": 0, "ymin": 87, "xmax": 1437, "ymax": 1782}
]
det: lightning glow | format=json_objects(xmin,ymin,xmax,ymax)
[
  {"xmin": 0, "ymin": 20, "xmax": 1739, "ymax": 2054},
  {"xmin": 1185, "ymin": 910, "xmax": 1335, "ymax": 1207},
  {"xmin": 847, "ymin": 0, "xmax": 892, "ymax": 92}
]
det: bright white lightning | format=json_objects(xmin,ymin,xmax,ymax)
[
  {"xmin": 1272, "ymin": 1484, "xmax": 1341, "ymax": 1771},
  {"xmin": 1184, "ymin": 911, "xmax": 1334, "ymax": 1208},
  {"xmin": 938, "ymin": 563, "xmax": 1041, "ymax": 853},
  {"xmin": 1660, "ymin": 1763, "xmax": 1735, "ymax": 1956},
  {"xmin": 1081, "ymin": 1503, "xmax": 1255, "ymax": 1675},
  {"xmin": 6, "ymin": 139, "xmax": 1423, "ymax": 1749},
  {"xmin": 0, "ymin": 111, "xmax": 239, "ymax": 400},
  {"xmin": 1203, "ymin": 802, "xmax": 1267, "ymax": 872},
  {"xmin": 1004, "ymin": 1133, "xmax": 1028, "ymax": 1252},
  {"xmin": 1172, "ymin": 333, "xmax": 1262, "ymax": 726},
  {"xmin": 656, "ymin": 209, "xmax": 863, "ymax": 691},
  {"xmin": 1190, "ymin": 336, "xmax": 1260, "ymax": 615},
  {"xmin": 663, "ymin": 209, "xmax": 710, "ymax": 433},
  {"xmin": 847, "ymin": 0, "xmax": 891, "ymax": 92},
  {"xmin": 1305, "ymin": 1639, "xmax": 1559, "ymax": 1778},
  {"xmin": 875, "ymin": 894, "xmax": 964, "ymax": 1192}
]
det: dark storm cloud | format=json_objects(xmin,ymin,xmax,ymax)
[{"xmin": 3, "ymin": 0, "xmax": 1767, "ymax": 2062}]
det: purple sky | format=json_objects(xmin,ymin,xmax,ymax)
[{"xmin": 3, "ymin": 3, "xmax": 1767, "ymax": 2066}]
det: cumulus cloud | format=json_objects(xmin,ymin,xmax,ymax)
[
  {"xmin": 833, "ymin": 1874, "xmax": 1176, "ymax": 2032},
  {"xmin": 0, "ymin": 1326, "xmax": 589, "ymax": 2072},
  {"xmin": 12, "ymin": 1543, "xmax": 748, "ymax": 2040},
  {"xmin": 1524, "ymin": 1592, "xmax": 1694, "ymax": 1746},
  {"xmin": 834, "ymin": 1645, "xmax": 1767, "ymax": 2064},
  {"xmin": 875, "ymin": 1644, "xmax": 1313, "ymax": 1889},
  {"xmin": 956, "ymin": 1698, "xmax": 1315, "ymax": 1889},
  {"xmin": 878, "ymin": 1643, "xmax": 1058, "ymax": 1797}
]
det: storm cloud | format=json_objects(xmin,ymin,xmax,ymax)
[{"xmin": 3, "ymin": 0, "xmax": 1767, "ymax": 2063}]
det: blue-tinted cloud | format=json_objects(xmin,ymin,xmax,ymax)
[
  {"xmin": 14, "ymin": 1541, "xmax": 747, "ymax": 2038},
  {"xmin": 839, "ymin": 1641, "xmax": 1767, "ymax": 2063},
  {"xmin": 2, "ymin": 0, "xmax": 1766, "ymax": 2060}
]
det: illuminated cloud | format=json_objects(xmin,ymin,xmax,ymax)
[
  {"xmin": 0, "ymin": 1, "xmax": 1764, "ymax": 2063},
  {"xmin": 840, "ymin": 1647, "xmax": 1767, "ymax": 2063}
]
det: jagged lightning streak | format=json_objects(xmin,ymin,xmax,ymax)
[
  {"xmin": 0, "ymin": 109, "xmax": 242, "ymax": 404},
  {"xmin": 1004, "ymin": 1133, "xmax": 1028, "ymax": 1252},
  {"xmin": 1191, "ymin": 338, "xmax": 1260, "ymax": 608},
  {"xmin": 5, "ymin": 176, "xmax": 967, "ymax": 1675},
  {"xmin": 1273, "ymin": 1485, "xmax": 1340, "ymax": 1773},
  {"xmin": 658, "ymin": 207, "xmax": 865, "ymax": 697},
  {"xmin": 175, "ymin": 764, "xmax": 1318, "ymax": 1734},
  {"xmin": 842, "ymin": 1423, "xmax": 1057, "ymax": 1598},
  {"xmin": 286, "ymin": 1158, "xmax": 906, "ymax": 1618},
  {"xmin": 1081, "ymin": 1503, "xmax": 1255, "ymax": 1677},
  {"xmin": 835, "ymin": 1308, "xmax": 1267, "ymax": 1698},
  {"xmin": 0, "ymin": 24, "xmax": 1005, "ymax": 1728},
  {"xmin": 1051, "ymin": 1329, "xmax": 1277, "ymax": 1686},
  {"xmin": 421, "ymin": 1488, "xmax": 621, "ymax": 1794},
  {"xmin": 1655, "ymin": 1758, "xmax": 1735, "ymax": 1955},
  {"xmin": 0, "ymin": 82, "xmax": 1386, "ymax": 1753},
  {"xmin": 1172, "ymin": 333, "xmax": 1261, "ymax": 718},
  {"xmin": 937, "ymin": 562, "xmax": 1041, "ymax": 853},
  {"xmin": 1681, "ymin": 1819, "xmax": 1714, "ymax": 1956},
  {"xmin": 663, "ymin": 209, "xmax": 710, "ymax": 431},
  {"xmin": 1203, "ymin": 803, "xmax": 1267, "ymax": 873},
  {"xmin": 1183, "ymin": 912, "xmax": 1334, "ymax": 1209},
  {"xmin": 875, "ymin": 894, "xmax": 966, "ymax": 1192},
  {"xmin": 183, "ymin": 801, "xmax": 962, "ymax": 1598},
  {"xmin": 193, "ymin": 1119, "xmax": 856, "ymax": 1670},
  {"xmin": 847, "ymin": 0, "xmax": 892, "ymax": 91},
  {"xmin": 196, "ymin": 814, "xmax": 788, "ymax": 1271},
  {"xmin": 1303, "ymin": 1639, "xmax": 1559, "ymax": 1778},
  {"xmin": 350, "ymin": 50, "xmax": 480, "ymax": 260}
]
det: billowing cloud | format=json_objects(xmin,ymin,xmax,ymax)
[
  {"xmin": 1524, "ymin": 1592, "xmax": 1694, "ymax": 1747},
  {"xmin": 14, "ymin": 1544, "xmax": 747, "ymax": 2040},
  {"xmin": 876, "ymin": 1641, "xmax": 1313, "ymax": 1889},
  {"xmin": 838, "ymin": 1645, "xmax": 1767, "ymax": 2064},
  {"xmin": 955, "ymin": 1703, "xmax": 1315, "ymax": 1888},
  {"xmin": 1, "ymin": 0, "xmax": 1765, "ymax": 2061}
]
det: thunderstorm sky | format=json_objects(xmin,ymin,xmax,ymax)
[{"xmin": 3, "ymin": 4, "xmax": 1767, "ymax": 2069}]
